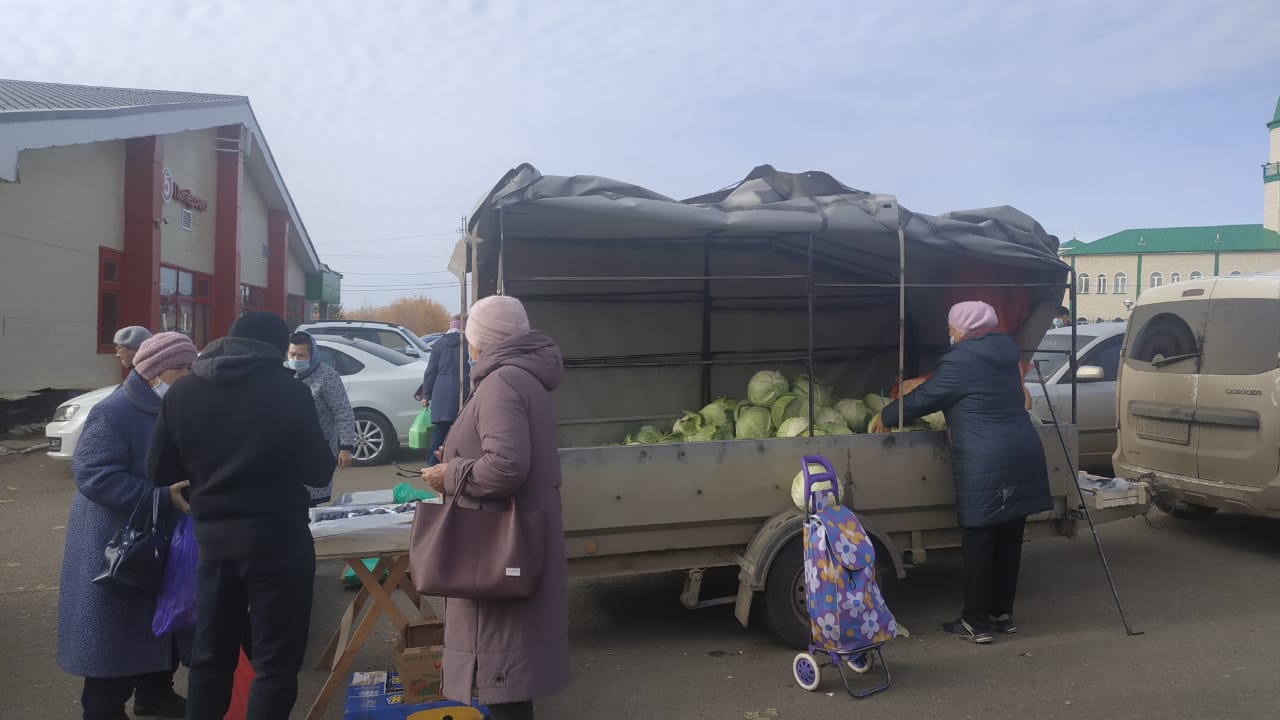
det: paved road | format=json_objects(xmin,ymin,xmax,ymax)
[{"xmin": 3, "ymin": 450, "xmax": 1280, "ymax": 719}]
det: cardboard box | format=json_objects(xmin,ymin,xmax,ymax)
[
  {"xmin": 343, "ymin": 672, "xmax": 488, "ymax": 720},
  {"xmin": 396, "ymin": 619, "xmax": 446, "ymax": 702}
]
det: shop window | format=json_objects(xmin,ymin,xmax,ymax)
[
  {"xmin": 97, "ymin": 248, "xmax": 124, "ymax": 352},
  {"xmin": 1097, "ymin": 273, "xmax": 1108, "ymax": 294},
  {"xmin": 287, "ymin": 294, "xmax": 305, "ymax": 330},
  {"xmin": 1077, "ymin": 273, "xmax": 1091, "ymax": 294},
  {"xmin": 160, "ymin": 264, "xmax": 212, "ymax": 347},
  {"xmin": 1113, "ymin": 273, "xmax": 1128, "ymax": 294},
  {"xmin": 241, "ymin": 284, "xmax": 267, "ymax": 316}
]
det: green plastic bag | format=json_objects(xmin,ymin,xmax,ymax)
[
  {"xmin": 393, "ymin": 482, "xmax": 437, "ymax": 504},
  {"xmin": 409, "ymin": 408, "xmax": 433, "ymax": 450}
]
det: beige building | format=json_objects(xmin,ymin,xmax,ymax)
[
  {"xmin": 1063, "ymin": 95, "xmax": 1280, "ymax": 324},
  {"xmin": 0, "ymin": 80, "xmax": 342, "ymax": 400}
]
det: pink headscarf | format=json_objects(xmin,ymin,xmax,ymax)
[{"xmin": 948, "ymin": 301, "xmax": 999, "ymax": 334}]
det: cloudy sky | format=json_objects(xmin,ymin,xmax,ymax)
[{"xmin": 7, "ymin": 0, "xmax": 1280, "ymax": 311}]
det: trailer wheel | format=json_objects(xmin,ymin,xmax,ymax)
[{"xmin": 761, "ymin": 537, "xmax": 811, "ymax": 650}]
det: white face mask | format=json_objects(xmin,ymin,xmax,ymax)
[
  {"xmin": 1052, "ymin": 318, "xmax": 1065, "ymax": 329},
  {"xmin": 949, "ymin": 336, "xmax": 956, "ymax": 347},
  {"xmin": 285, "ymin": 359, "xmax": 309, "ymax": 372},
  {"xmin": 152, "ymin": 381, "xmax": 170, "ymax": 399}
]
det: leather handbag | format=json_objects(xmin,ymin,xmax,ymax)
[
  {"xmin": 409, "ymin": 475, "xmax": 547, "ymax": 601},
  {"xmin": 93, "ymin": 488, "xmax": 169, "ymax": 594}
]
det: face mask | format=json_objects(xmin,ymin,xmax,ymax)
[
  {"xmin": 1052, "ymin": 318, "xmax": 1065, "ymax": 329},
  {"xmin": 949, "ymin": 337, "xmax": 956, "ymax": 347},
  {"xmin": 152, "ymin": 381, "xmax": 170, "ymax": 399},
  {"xmin": 285, "ymin": 359, "xmax": 309, "ymax": 372}
]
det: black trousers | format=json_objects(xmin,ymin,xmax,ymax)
[
  {"xmin": 188, "ymin": 537, "xmax": 316, "ymax": 720},
  {"xmin": 488, "ymin": 701, "xmax": 535, "ymax": 720},
  {"xmin": 960, "ymin": 517, "xmax": 1027, "ymax": 631},
  {"xmin": 81, "ymin": 670, "xmax": 175, "ymax": 720}
]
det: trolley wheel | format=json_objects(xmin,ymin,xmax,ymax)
[
  {"xmin": 792, "ymin": 653, "xmax": 822, "ymax": 691},
  {"xmin": 846, "ymin": 652, "xmax": 874, "ymax": 674}
]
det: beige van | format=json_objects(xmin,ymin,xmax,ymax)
[{"xmin": 1113, "ymin": 273, "xmax": 1280, "ymax": 519}]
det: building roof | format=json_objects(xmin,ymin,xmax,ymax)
[
  {"xmin": 0, "ymin": 79, "xmax": 242, "ymax": 116},
  {"xmin": 1059, "ymin": 237, "xmax": 1084, "ymax": 252},
  {"xmin": 0, "ymin": 79, "xmax": 322, "ymax": 274},
  {"xmin": 1063, "ymin": 224, "xmax": 1280, "ymax": 256}
]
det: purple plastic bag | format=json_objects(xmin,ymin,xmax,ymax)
[{"xmin": 153, "ymin": 514, "xmax": 198, "ymax": 636}]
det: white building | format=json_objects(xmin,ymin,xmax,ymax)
[{"xmin": 0, "ymin": 79, "xmax": 342, "ymax": 400}]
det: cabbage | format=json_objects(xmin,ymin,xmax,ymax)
[
  {"xmin": 625, "ymin": 425, "xmax": 664, "ymax": 445},
  {"xmin": 734, "ymin": 405, "xmax": 773, "ymax": 439},
  {"xmin": 819, "ymin": 422, "xmax": 854, "ymax": 436},
  {"xmin": 687, "ymin": 424, "xmax": 728, "ymax": 442},
  {"xmin": 792, "ymin": 375, "xmax": 835, "ymax": 408},
  {"xmin": 836, "ymin": 399, "xmax": 871, "ymax": 433},
  {"xmin": 777, "ymin": 417, "xmax": 810, "ymax": 438},
  {"xmin": 747, "ymin": 371, "xmax": 790, "ymax": 407},
  {"xmin": 863, "ymin": 394, "xmax": 887, "ymax": 413},
  {"xmin": 672, "ymin": 411, "xmax": 703, "ymax": 438},
  {"xmin": 791, "ymin": 463, "xmax": 843, "ymax": 512},
  {"xmin": 770, "ymin": 394, "xmax": 800, "ymax": 427},
  {"xmin": 921, "ymin": 411, "xmax": 947, "ymax": 431},
  {"xmin": 699, "ymin": 398, "xmax": 736, "ymax": 433},
  {"xmin": 815, "ymin": 406, "xmax": 846, "ymax": 429}
]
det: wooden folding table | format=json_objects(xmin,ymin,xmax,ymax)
[{"xmin": 305, "ymin": 525, "xmax": 427, "ymax": 720}]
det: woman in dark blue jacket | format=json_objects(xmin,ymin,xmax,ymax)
[
  {"xmin": 416, "ymin": 317, "xmax": 470, "ymax": 465},
  {"xmin": 874, "ymin": 301, "xmax": 1052, "ymax": 644}
]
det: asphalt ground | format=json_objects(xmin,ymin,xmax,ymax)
[{"xmin": 3, "ymin": 450, "xmax": 1279, "ymax": 719}]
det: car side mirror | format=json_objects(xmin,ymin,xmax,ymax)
[
  {"xmin": 403, "ymin": 346, "xmax": 419, "ymax": 357},
  {"xmin": 1075, "ymin": 365, "xmax": 1106, "ymax": 382}
]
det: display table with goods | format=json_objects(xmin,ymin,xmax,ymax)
[{"xmin": 305, "ymin": 492, "xmax": 452, "ymax": 720}]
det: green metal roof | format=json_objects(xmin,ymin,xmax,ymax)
[
  {"xmin": 1270, "ymin": 95, "xmax": 1280, "ymax": 130},
  {"xmin": 1063, "ymin": 224, "xmax": 1280, "ymax": 256},
  {"xmin": 1059, "ymin": 237, "xmax": 1084, "ymax": 251}
]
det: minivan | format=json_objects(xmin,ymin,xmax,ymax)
[{"xmin": 1113, "ymin": 273, "xmax": 1280, "ymax": 519}]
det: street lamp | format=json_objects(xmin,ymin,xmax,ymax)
[{"xmin": 1123, "ymin": 299, "xmax": 1134, "ymax": 314}]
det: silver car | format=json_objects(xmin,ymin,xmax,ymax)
[{"xmin": 1026, "ymin": 323, "xmax": 1126, "ymax": 473}]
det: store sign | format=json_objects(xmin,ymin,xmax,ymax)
[{"xmin": 161, "ymin": 166, "xmax": 208, "ymax": 211}]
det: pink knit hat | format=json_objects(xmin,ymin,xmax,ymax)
[
  {"xmin": 133, "ymin": 332, "xmax": 198, "ymax": 381},
  {"xmin": 465, "ymin": 296, "xmax": 530, "ymax": 349},
  {"xmin": 948, "ymin": 301, "xmax": 999, "ymax": 334}
]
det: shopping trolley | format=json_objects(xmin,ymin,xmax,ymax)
[{"xmin": 791, "ymin": 455, "xmax": 896, "ymax": 699}]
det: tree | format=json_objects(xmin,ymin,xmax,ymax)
[{"xmin": 344, "ymin": 296, "xmax": 450, "ymax": 335}]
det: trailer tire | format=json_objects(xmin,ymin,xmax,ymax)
[{"xmin": 760, "ymin": 536, "xmax": 811, "ymax": 650}]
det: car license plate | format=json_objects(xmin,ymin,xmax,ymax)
[{"xmin": 1135, "ymin": 417, "xmax": 1190, "ymax": 445}]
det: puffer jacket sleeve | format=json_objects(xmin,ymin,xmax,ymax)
[
  {"xmin": 73, "ymin": 406, "xmax": 154, "ymax": 512},
  {"xmin": 444, "ymin": 370, "xmax": 531, "ymax": 499},
  {"xmin": 881, "ymin": 355, "xmax": 966, "ymax": 426}
]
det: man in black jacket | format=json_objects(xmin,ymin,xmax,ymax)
[{"xmin": 147, "ymin": 311, "xmax": 334, "ymax": 720}]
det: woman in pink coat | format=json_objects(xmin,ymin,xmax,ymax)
[{"xmin": 422, "ymin": 295, "xmax": 570, "ymax": 720}]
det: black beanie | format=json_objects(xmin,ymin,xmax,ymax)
[{"xmin": 228, "ymin": 311, "xmax": 289, "ymax": 357}]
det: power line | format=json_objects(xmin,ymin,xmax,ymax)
[
  {"xmin": 323, "ymin": 252, "xmax": 455, "ymax": 259},
  {"xmin": 339, "ymin": 270, "xmax": 455, "ymax": 277},
  {"xmin": 315, "ymin": 231, "xmax": 459, "ymax": 247}
]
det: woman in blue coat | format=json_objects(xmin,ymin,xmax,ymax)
[
  {"xmin": 873, "ymin": 301, "xmax": 1052, "ymax": 644},
  {"xmin": 416, "ymin": 316, "xmax": 470, "ymax": 465},
  {"xmin": 58, "ymin": 332, "xmax": 197, "ymax": 720}
]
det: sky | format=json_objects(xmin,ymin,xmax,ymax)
[{"xmin": 6, "ymin": 0, "xmax": 1280, "ymax": 311}]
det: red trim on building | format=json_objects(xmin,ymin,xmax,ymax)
[
  {"xmin": 97, "ymin": 247, "xmax": 125, "ymax": 353},
  {"xmin": 120, "ymin": 136, "xmax": 163, "ymax": 333},
  {"xmin": 212, "ymin": 125, "xmax": 243, "ymax": 338},
  {"xmin": 266, "ymin": 210, "xmax": 289, "ymax": 316}
]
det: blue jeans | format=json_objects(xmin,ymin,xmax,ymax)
[{"xmin": 426, "ymin": 422, "xmax": 452, "ymax": 467}]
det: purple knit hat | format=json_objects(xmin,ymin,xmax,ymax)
[
  {"xmin": 948, "ymin": 301, "xmax": 999, "ymax": 334},
  {"xmin": 133, "ymin": 332, "xmax": 198, "ymax": 381}
]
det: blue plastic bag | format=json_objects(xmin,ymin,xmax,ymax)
[{"xmin": 152, "ymin": 514, "xmax": 198, "ymax": 636}]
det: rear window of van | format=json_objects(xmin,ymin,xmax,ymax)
[{"xmin": 1125, "ymin": 298, "xmax": 1280, "ymax": 376}]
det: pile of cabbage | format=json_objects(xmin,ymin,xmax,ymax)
[{"xmin": 622, "ymin": 370, "xmax": 946, "ymax": 445}]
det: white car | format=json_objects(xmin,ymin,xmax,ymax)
[
  {"xmin": 1026, "ymin": 322, "xmax": 1126, "ymax": 472},
  {"xmin": 46, "ymin": 337, "xmax": 426, "ymax": 467},
  {"xmin": 45, "ymin": 384, "xmax": 118, "ymax": 459}
]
